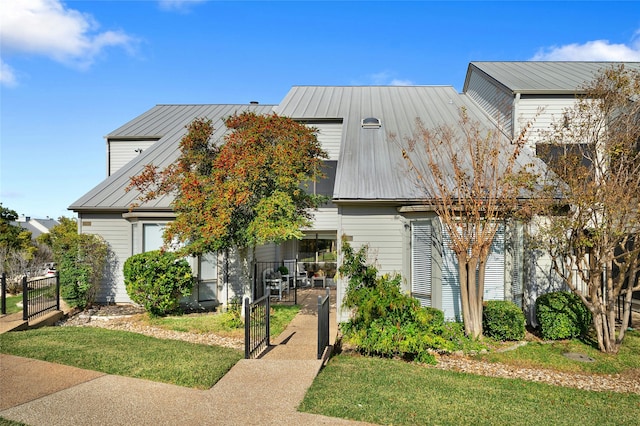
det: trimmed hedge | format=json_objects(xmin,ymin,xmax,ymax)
[
  {"xmin": 123, "ymin": 250, "xmax": 194, "ymax": 317},
  {"xmin": 535, "ymin": 291, "xmax": 592, "ymax": 340},
  {"xmin": 482, "ymin": 300, "xmax": 526, "ymax": 341}
]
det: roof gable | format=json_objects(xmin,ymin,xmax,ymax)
[
  {"xmin": 465, "ymin": 62, "xmax": 640, "ymax": 95},
  {"xmin": 70, "ymin": 104, "xmax": 276, "ymax": 212}
]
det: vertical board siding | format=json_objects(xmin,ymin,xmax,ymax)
[
  {"xmin": 465, "ymin": 70, "xmax": 513, "ymax": 136},
  {"xmin": 80, "ymin": 213, "xmax": 131, "ymax": 303},
  {"xmin": 109, "ymin": 140, "xmax": 158, "ymax": 176}
]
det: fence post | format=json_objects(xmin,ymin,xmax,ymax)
[
  {"xmin": 1, "ymin": 273, "xmax": 6, "ymax": 315},
  {"xmin": 55, "ymin": 272, "xmax": 60, "ymax": 311},
  {"xmin": 22, "ymin": 275, "xmax": 28, "ymax": 321},
  {"xmin": 244, "ymin": 297, "xmax": 250, "ymax": 359},
  {"xmin": 266, "ymin": 293, "xmax": 271, "ymax": 348}
]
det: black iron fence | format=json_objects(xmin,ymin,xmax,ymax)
[
  {"xmin": 317, "ymin": 287, "xmax": 330, "ymax": 360},
  {"xmin": 22, "ymin": 274, "xmax": 60, "ymax": 321},
  {"xmin": 1, "ymin": 273, "xmax": 7, "ymax": 315},
  {"xmin": 1, "ymin": 272, "xmax": 60, "ymax": 320},
  {"xmin": 244, "ymin": 295, "xmax": 270, "ymax": 359}
]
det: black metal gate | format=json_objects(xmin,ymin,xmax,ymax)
[
  {"xmin": 23, "ymin": 274, "xmax": 60, "ymax": 321},
  {"xmin": 244, "ymin": 295, "xmax": 270, "ymax": 359},
  {"xmin": 317, "ymin": 287, "xmax": 330, "ymax": 359}
]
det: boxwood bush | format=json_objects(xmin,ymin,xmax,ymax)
[
  {"xmin": 123, "ymin": 250, "xmax": 194, "ymax": 317},
  {"xmin": 535, "ymin": 291, "xmax": 592, "ymax": 340},
  {"xmin": 482, "ymin": 300, "xmax": 526, "ymax": 341}
]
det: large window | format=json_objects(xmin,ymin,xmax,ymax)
[
  {"xmin": 299, "ymin": 233, "xmax": 336, "ymax": 262},
  {"xmin": 143, "ymin": 223, "xmax": 166, "ymax": 252}
]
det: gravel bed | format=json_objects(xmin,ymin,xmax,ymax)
[
  {"xmin": 58, "ymin": 305, "xmax": 244, "ymax": 351},
  {"xmin": 432, "ymin": 354, "xmax": 640, "ymax": 395}
]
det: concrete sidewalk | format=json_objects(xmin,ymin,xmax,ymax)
[{"xmin": 0, "ymin": 288, "xmax": 372, "ymax": 426}]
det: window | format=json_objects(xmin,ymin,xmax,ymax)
[
  {"xmin": 143, "ymin": 223, "xmax": 166, "ymax": 252},
  {"xmin": 299, "ymin": 233, "xmax": 337, "ymax": 262}
]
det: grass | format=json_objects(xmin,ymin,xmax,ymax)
[
  {"xmin": 0, "ymin": 418, "xmax": 27, "ymax": 426},
  {"xmin": 300, "ymin": 353, "xmax": 640, "ymax": 426},
  {"xmin": 474, "ymin": 330, "xmax": 640, "ymax": 376},
  {"xmin": 2, "ymin": 295, "xmax": 22, "ymax": 315},
  {"xmin": 145, "ymin": 304, "xmax": 300, "ymax": 339},
  {"xmin": 0, "ymin": 303, "xmax": 299, "ymax": 390},
  {"xmin": 0, "ymin": 327, "xmax": 242, "ymax": 389}
]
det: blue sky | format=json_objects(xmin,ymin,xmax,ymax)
[{"xmin": 1, "ymin": 0, "xmax": 639, "ymax": 220}]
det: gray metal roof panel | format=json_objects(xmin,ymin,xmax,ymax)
[
  {"xmin": 71, "ymin": 104, "xmax": 276, "ymax": 211},
  {"xmin": 278, "ymin": 85, "xmax": 545, "ymax": 201},
  {"xmin": 465, "ymin": 62, "xmax": 640, "ymax": 94}
]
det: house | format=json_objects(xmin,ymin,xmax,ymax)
[
  {"xmin": 12, "ymin": 217, "xmax": 60, "ymax": 240},
  {"xmin": 464, "ymin": 61, "xmax": 640, "ymax": 322},
  {"xmin": 70, "ymin": 61, "xmax": 639, "ymax": 322},
  {"xmin": 70, "ymin": 104, "xmax": 277, "ymax": 306}
]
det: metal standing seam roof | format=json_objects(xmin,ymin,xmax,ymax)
[
  {"xmin": 70, "ymin": 104, "xmax": 276, "ymax": 211},
  {"xmin": 465, "ymin": 62, "xmax": 640, "ymax": 95},
  {"xmin": 275, "ymin": 85, "xmax": 546, "ymax": 202}
]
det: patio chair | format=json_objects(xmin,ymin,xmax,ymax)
[{"xmin": 288, "ymin": 261, "xmax": 309, "ymax": 287}]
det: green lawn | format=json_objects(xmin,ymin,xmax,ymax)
[
  {"xmin": 0, "ymin": 304, "xmax": 299, "ymax": 390},
  {"xmin": 146, "ymin": 304, "xmax": 300, "ymax": 338},
  {"xmin": 0, "ymin": 327, "xmax": 242, "ymax": 389},
  {"xmin": 2, "ymin": 295, "xmax": 22, "ymax": 315},
  {"xmin": 474, "ymin": 330, "xmax": 640, "ymax": 375},
  {"xmin": 300, "ymin": 353, "xmax": 640, "ymax": 426}
]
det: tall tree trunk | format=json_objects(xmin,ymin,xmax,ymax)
[
  {"xmin": 461, "ymin": 257, "xmax": 483, "ymax": 339},
  {"xmin": 458, "ymin": 260, "xmax": 471, "ymax": 336}
]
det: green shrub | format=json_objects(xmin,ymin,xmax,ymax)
[
  {"xmin": 535, "ymin": 291, "xmax": 592, "ymax": 340},
  {"xmin": 482, "ymin": 300, "xmax": 526, "ymax": 341},
  {"xmin": 339, "ymin": 240, "xmax": 479, "ymax": 363},
  {"xmin": 123, "ymin": 251, "xmax": 194, "ymax": 317}
]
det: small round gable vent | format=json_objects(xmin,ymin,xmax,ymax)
[{"xmin": 361, "ymin": 117, "xmax": 381, "ymax": 129}]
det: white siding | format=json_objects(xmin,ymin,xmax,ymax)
[
  {"xmin": 515, "ymin": 97, "xmax": 578, "ymax": 148},
  {"xmin": 307, "ymin": 206, "xmax": 339, "ymax": 231},
  {"xmin": 465, "ymin": 70, "xmax": 513, "ymax": 136},
  {"xmin": 312, "ymin": 122, "xmax": 342, "ymax": 161},
  {"xmin": 79, "ymin": 213, "xmax": 132, "ymax": 303},
  {"xmin": 336, "ymin": 205, "xmax": 405, "ymax": 321},
  {"xmin": 441, "ymin": 223, "xmax": 505, "ymax": 321},
  {"xmin": 109, "ymin": 139, "xmax": 158, "ymax": 176}
]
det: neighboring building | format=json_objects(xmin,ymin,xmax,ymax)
[
  {"xmin": 12, "ymin": 217, "xmax": 60, "ymax": 240},
  {"xmin": 70, "ymin": 61, "xmax": 640, "ymax": 322},
  {"xmin": 464, "ymin": 61, "xmax": 640, "ymax": 322}
]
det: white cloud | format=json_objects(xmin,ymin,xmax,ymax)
[
  {"xmin": 0, "ymin": 59, "xmax": 18, "ymax": 87},
  {"xmin": 0, "ymin": 0, "xmax": 136, "ymax": 85},
  {"xmin": 158, "ymin": 0, "xmax": 207, "ymax": 12},
  {"xmin": 390, "ymin": 79, "xmax": 414, "ymax": 86},
  {"xmin": 531, "ymin": 33, "xmax": 640, "ymax": 61},
  {"xmin": 353, "ymin": 71, "xmax": 415, "ymax": 86}
]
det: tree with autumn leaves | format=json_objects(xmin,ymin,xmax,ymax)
[
  {"xmin": 533, "ymin": 65, "xmax": 640, "ymax": 353},
  {"xmin": 128, "ymin": 112, "xmax": 328, "ymax": 294},
  {"xmin": 400, "ymin": 109, "xmax": 535, "ymax": 339}
]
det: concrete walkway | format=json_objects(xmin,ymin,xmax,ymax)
[{"xmin": 0, "ymin": 288, "xmax": 372, "ymax": 425}]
